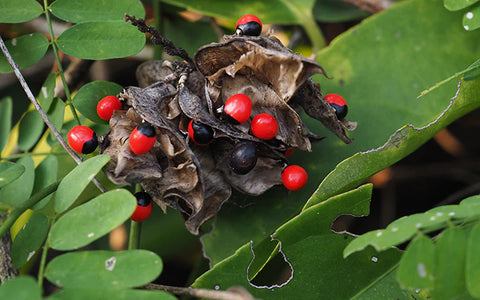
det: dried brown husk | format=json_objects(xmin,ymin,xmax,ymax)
[{"xmin": 100, "ymin": 33, "xmax": 356, "ymax": 234}]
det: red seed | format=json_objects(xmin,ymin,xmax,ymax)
[
  {"xmin": 251, "ymin": 113, "xmax": 278, "ymax": 140},
  {"xmin": 282, "ymin": 165, "xmax": 308, "ymax": 191},
  {"xmin": 131, "ymin": 192, "xmax": 153, "ymax": 222},
  {"xmin": 96, "ymin": 95, "xmax": 122, "ymax": 120},
  {"xmin": 224, "ymin": 93, "xmax": 252, "ymax": 124},
  {"xmin": 129, "ymin": 123, "xmax": 156, "ymax": 155},
  {"xmin": 67, "ymin": 125, "xmax": 98, "ymax": 154}
]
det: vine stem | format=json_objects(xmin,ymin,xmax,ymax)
[
  {"xmin": 0, "ymin": 36, "xmax": 106, "ymax": 193},
  {"xmin": 0, "ymin": 181, "xmax": 60, "ymax": 240},
  {"xmin": 43, "ymin": 0, "xmax": 81, "ymax": 125},
  {"xmin": 37, "ymin": 234, "xmax": 50, "ymax": 287}
]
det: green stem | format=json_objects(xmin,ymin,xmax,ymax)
[
  {"xmin": 301, "ymin": 13, "xmax": 326, "ymax": 52},
  {"xmin": 0, "ymin": 180, "xmax": 60, "ymax": 240},
  {"xmin": 153, "ymin": 0, "xmax": 164, "ymax": 60},
  {"xmin": 128, "ymin": 220, "xmax": 141, "ymax": 250},
  {"xmin": 37, "ymin": 234, "xmax": 50, "ymax": 286},
  {"xmin": 43, "ymin": 0, "xmax": 81, "ymax": 125}
]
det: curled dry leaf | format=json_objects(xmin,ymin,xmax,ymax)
[{"xmin": 100, "ymin": 34, "xmax": 355, "ymax": 234}]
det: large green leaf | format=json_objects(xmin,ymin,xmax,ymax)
[
  {"xmin": 48, "ymin": 189, "xmax": 136, "ymax": 250},
  {"xmin": 0, "ymin": 0, "xmax": 43, "ymax": 23},
  {"xmin": 17, "ymin": 110, "xmax": 45, "ymax": 151},
  {"xmin": 32, "ymin": 155, "xmax": 58, "ymax": 210},
  {"xmin": 54, "ymin": 154, "xmax": 110, "ymax": 214},
  {"xmin": 194, "ymin": 184, "xmax": 419, "ymax": 298},
  {"xmin": 47, "ymin": 288, "xmax": 176, "ymax": 300},
  {"xmin": 50, "ymin": 0, "xmax": 145, "ymax": 23},
  {"xmin": 444, "ymin": 0, "xmax": 480, "ymax": 10},
  {"xmin": 0, "ymin": 34, "xmax": 49, "ymax": 73},
  {"xmin": 45, "ymin": 250, "xmax": 162, "ymax": 289},
  {"xmin": 73, "ymin": 81, "xmax": 123, "ymax": 124},
  {"xmin": 0, "ymin": 157, "xmax": 35, "ymax": 206},
  {"xmin": 0, "ymin": 162, "xmax": 25, "ymax": 189},
  {"xmin": 462, "ymin": 3, "xmax": 480, "ymax": 31},
  {"xmin": 12, "ymin": 212, "xmax": 49, "ymax": 268},
  {"xmin": 0, "ymin": 97, "xmax": 12, "ymax": 152},
  {"xmin": 0, "ymin": 276, "xmax": 42, "ymax": 300},
  {"xmin": 56, "ymin": 22, "xmax": 146, "ymax": 60},
  {"xmin": 201, "ymin": 0, "xmax": 480, "ymax": 266}
]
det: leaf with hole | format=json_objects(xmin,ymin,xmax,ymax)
[
  {"xmin": 466, "ymin": 223, "xmax": 480, "ymax": 297},
  {"xmin": 50, "ymin": 0, "xmax": 145, "ymax": 23},
  {"xmin": 17, "ymin": 110, "xmax": 44, "ymax": 151},
  {"xmin": 201, "ymin": 0, "xmax": 480, "ymax": 265},
  {"xmin": 45, "ymin": 250, "xmax": 162, "ymax": 289},
  {"xmin": 56, "ymin": 22, "xmax": 146, "ymax": 60},
  {"xmin": 0, "ymin": 0, "xmax": 43, "ymax": 23},
  {"xmin": 38, "ymin": 73, "xmax": 57, "ymax": 112},
  {"xmin": 0, "ymin": 157, "xmax": 35, "ymax": 206},
  {"xmin": 0, "ymin": 161, "xmax": 25, "ymax": 189},
  {"xmin": 12, "ymin": 213, "xmax": 49, "ymax": 268},
  {"xmin": 55, "ymin": 154, "xmax": 110, "ymax": 214},
  {"xmin": 0, "ymin": 276, "xmax": 42, "ymax": 300},
  {"xmin": 73, "ymin": 81, "xmax": 123, "ymax": 124},
  {"xmin": 0, "ymin": 97, "xmax": 12, "ymax": 152},
  {"xmin": 49, "ymin": 189, "xmax": 136, "ymax": 250},
  {"xmin": 32, "ymin": 155, "xmax": 58, "ymax": 210},
  {"xmin": 396, "ymin": 234, "xmax": 435, "ymax": 290},
  {"xmin": 0, "ymin": 33, "xmax": 49, "ymax": 73}
]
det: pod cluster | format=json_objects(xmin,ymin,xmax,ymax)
[{"xmin": 91, "ymin": 15, "xmax": 355, "ymax": 234}]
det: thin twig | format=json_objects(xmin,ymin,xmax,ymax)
[
  {"xmin": 144, "ymin": 284, "xmax": 255, "ymax": 300},
  {"xmin": 341, "ymin": 0, "xmax": 394, "ymax": 13},
  {"xmin": 124, "ymin": 14, "xmax": 194, "ymax": 66},
  {"xmin": 0, "ymin": 36, "xmax": 106, "ymax": 193}
]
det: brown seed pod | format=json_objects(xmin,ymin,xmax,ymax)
[{"xmin": 100, "ymin": 22, "xmax": 356, "ymax": 234}]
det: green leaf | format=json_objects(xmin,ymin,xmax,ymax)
[
  {"xmin": 0, "ymin": 276, "xmax": 42, "ymax": 300},
  {"xmin": 444, "ymin": 0, "xmax": 480, "ymax": 11},
  {"xmin": 48, "ymin": 288, "xmax": 176, "ymax": 300},
  {"xmin": 32, "ymin": 155, "xmax": 58, "ymax": 210},
  {"xmin": 433, "ymin": 227, "xmax": 467, "ymax": 300},
  {"xmin": 47, "ymin": 98, "xmax": 66, "ymax": 132},
  {"xmin": 0, "ymin": 162, "xmax": 25, "ymax": 189},
  {"xmin": 50, "ymin": 0, "xmax": 145, "ymax": 23},
  {"xmin": 0, "ymin": 34, "xmax": 49, "ymax": 73},
  {"xmin": 0, "ymin": 157, "xmax": 35, "ymax": 206},
  {"xmin": 45, "ymin": 250, "xmax": 162, "ymax": 289},
  {"xmin": 466, "ymin": 223, "xmax": 480, "ymax": 297},
  {"xmin": 194, "ymin": 184, "xmax": 417, "ymax": 298},
  {"xmin": 17, "ymin": 110, "xmax": 45, "ymax": 151},
  {"xmin": 0, "ymin": 0, "xmax": 43, "ymax": 23},
  {"xmin": 73, "ymin": 81, "xmax": 123, "ymax": 124},
  {"xmin": 56, "ymin": 22, "xmax": 146, "ymax": 60},
  {"xmin": 0, "ymin": 97, "xmax": 12, "ymax": 152},
  {"xmin": 397, "ymin": 234, "xmax": 435, "ymax": 290},
  {"xmin": 462, "ymin": 3, "xmax": 480, "ymax": 31},
  {"xmin": 49, "ymin": 189, "xmax": 136, "ymax": 250},
  {"xmin": 464, "ymin": 58, "xmax": 480, "ymax": 80},
  {"xmin": 313, "ymin": 0, "xmax": 369, "ymax": 23},
  {"xmin": 38, "ymin": 73, "xmax": 57, "ymax": 112},
  {"xmin": 12, "ymin": 213, "xmax": 49, "ymax": 268},
  {"xmin": 201, "ymin": 0, "xmax": 480, "ymax": 265},
  {"xmin": 54, "ymin": 154, "xmax": 110, "ymax": 214}
]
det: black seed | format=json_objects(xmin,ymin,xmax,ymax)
[
  {"xmin": 134, "ymin": 192, "xmax": 152, "ymax": 207},
  {"xmin": 137, "ymin": 122, "xmax": 156, "ymax": 137},
  {"xmin": 229, "ymin": 141, "xmax": 257, "ymax": 175},
  {"xmin": 192, "ymin": 122, "xmax": 214, "ymax": 144},
  {"xmin": 237, "ymin": 21, "xmax": 262, "ymax": 36},
  {"xmin": 81, "ymin": 132, "xmax": 98, "ymax": 154},
  {"xmin": 330, "ymin": 103, "xmax": 348, "ymax": 120}
]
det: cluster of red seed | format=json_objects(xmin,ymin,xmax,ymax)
[{"xmin": 65, "ymin": 14, "xmax": 350, "ymax": 222}]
